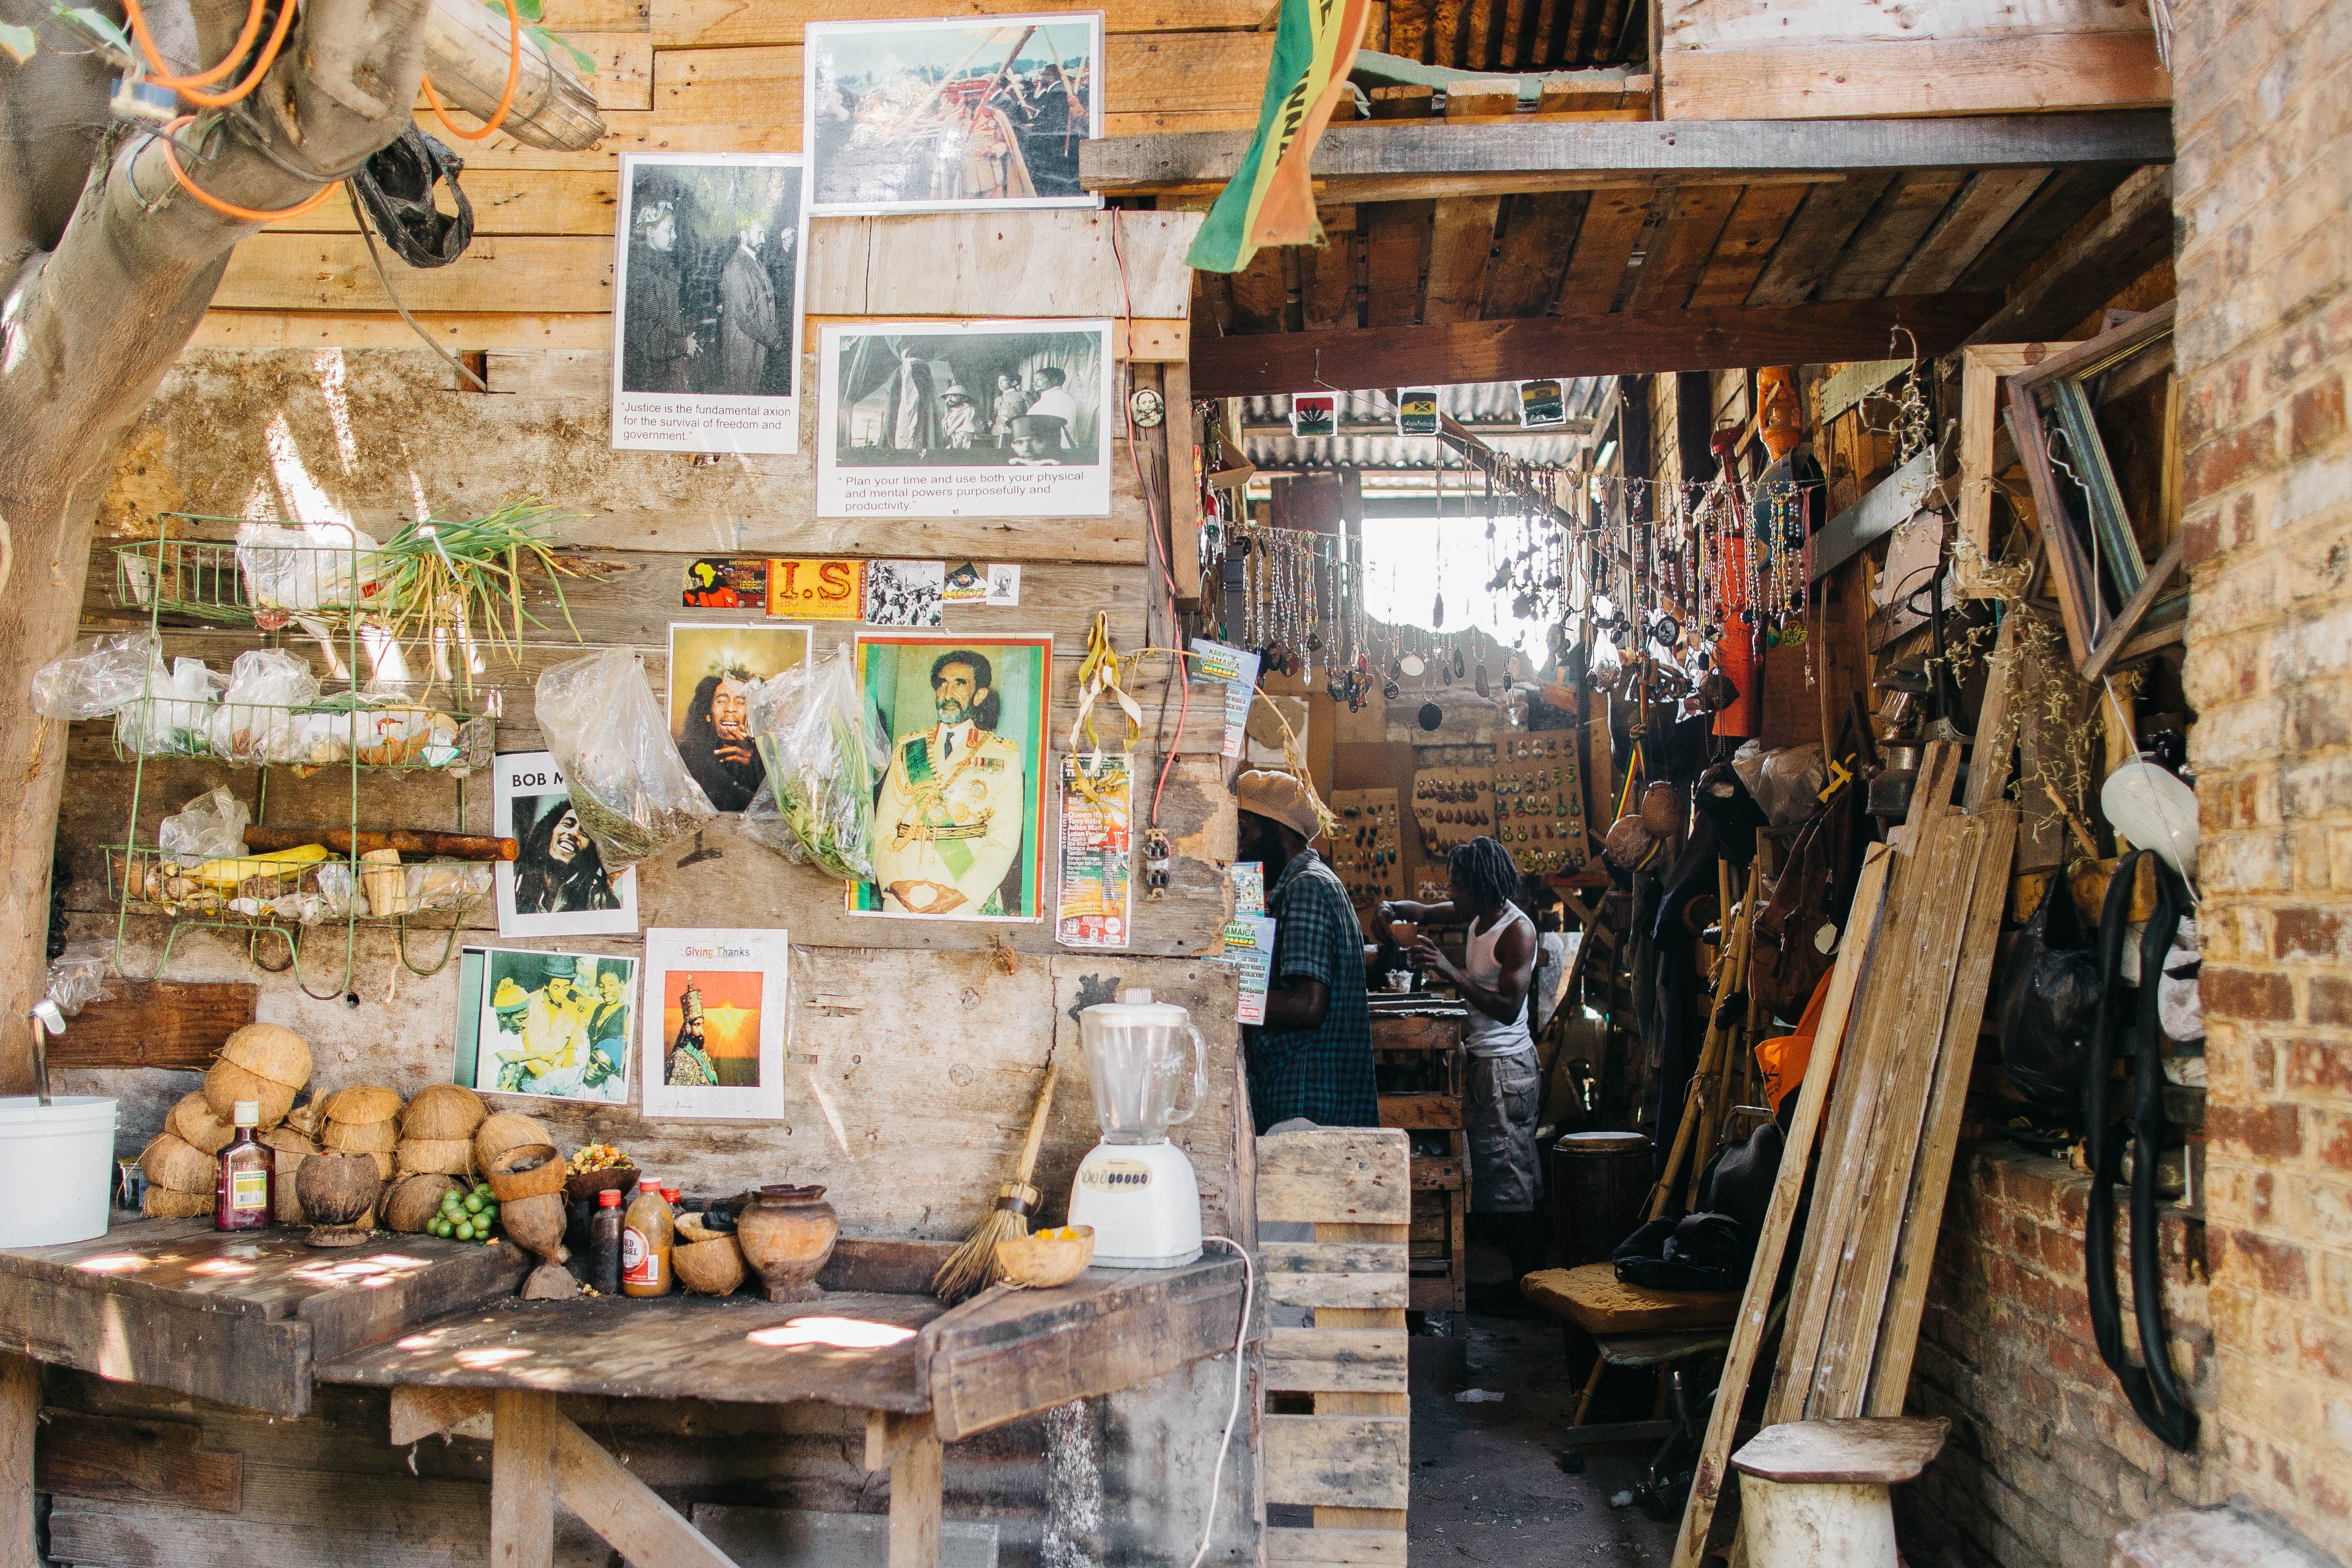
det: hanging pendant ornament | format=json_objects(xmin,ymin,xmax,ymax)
[
  {"xmin": 1452, "ymin": 644, "xmax": 1467, "ymax": 679},
  {"xmin": 1400, "ymin": 652, "xmax": 1425, "ymax": 677},
  {"xmin": 1432, "ymin": 591, "xmax": 1445, "ymax": 629},
  {"xmin": 1474, "ymin": 661, "xmax": 1490, "ymax": 698}
]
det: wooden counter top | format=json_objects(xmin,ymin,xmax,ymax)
[{"xmin": 0, "ymin": 1217, "xmax": 527, "ymax": 1416}]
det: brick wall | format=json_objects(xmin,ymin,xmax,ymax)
[
  {"xmin": 1900, "ymin": 1148, "xmax": 2221, "ymax": 1567},
  {"xmin": 2170, "ymin": 0, "xmax": 2352, "ymax": 1546}
]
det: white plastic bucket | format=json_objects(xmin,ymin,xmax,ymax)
[{"xmin": 0, "ymin": 1097, "xmax": 121, "ymax": 1248}]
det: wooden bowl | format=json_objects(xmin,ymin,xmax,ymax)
[
  {"xmin": 994, "ymin": 1226, "xmax": 1094, "ymax": 1290},
  {"xmin": 485, "ymin": 1142, "xmax": 567, "ymax": 1202},
  {"xmin": 564, "ymin": 1164, "xmax": 640, "ymax": 1203},
  {"xmin": 675, "ymin": 1233, "xmax": 748, "ymax": 1296}
]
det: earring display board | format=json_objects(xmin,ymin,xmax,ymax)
[
  {"xmin": 1328, "ymin": 788, "xmax": 1403, "ymax": 906},
  {"xmin": 1412, "ymin": 767, "xmax": 1495, "ymax": 858},
  {"xmin": 1492, "ymin": 733, "xmax": 1589, "ymax": 875}
]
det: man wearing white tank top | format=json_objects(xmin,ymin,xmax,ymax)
[{"xmin": 1380, "ymin": 836, "xmax": 1546, "ymax": 1292}]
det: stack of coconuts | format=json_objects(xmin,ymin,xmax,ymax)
[
  {"xmin": 139, "ymin": 1023, "xmax": 314, "ymax": 1218},
  {"xmin": 381, "ymin": 1085, "xmax": 492, "ymax": 1232}
]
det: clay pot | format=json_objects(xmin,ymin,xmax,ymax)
[
  {"xmin": 500, "ymin": 1191, "xmax": 569, "ymax": 1265},
  {"xmin": 733, "ymin": 1185, "xmax": 838, "ymax": 1303},
  {"xmin": 297, "ymin": 1153, "xmax": 384, "ymax": 1248}
]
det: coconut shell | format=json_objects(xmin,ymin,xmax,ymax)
[
  {"xmin": 322, "ymin": 1115, "xmax": 401, "ymax": 1154},
  {"xmin": 397, "ymin": 1137, "xmax": 478, "ymax": 1178},
  {"xmin": 143, "ymin": 1186, "xmax": 216, "ymax": 1219},
  {"xmin": 474, "ymin": 1112, "xmax": 550, "ymax": 1170},
  {"xmin": 320, "ymin": 1084, "xmax": 404, "ymax": 1125},
  {"xmin": 201, "ymin": 1058, "xmax": 297, "ymax": 1128},
  {"xmin": 168, "ymin": 1091, "xmax": 235, "ymax": 1155},
  {"xmin": 262, "ymin": 1125, "xmax": 321, "ymax": 1157},
  {"xmin": 362, "ymin": 1150, "xmax": 395, "ymax": 1184},
  {"xmin": 139, "ymin": 1133, "xmax": 218, "ymax": 1195},
  {"xmin": 275, "ymin": 1148, "xmax": 309, "ymax": 1224},
  {"xmin": 675, "ymin": 1234, "xmax": 748, "ymax": 1296},
  {"xmin": 219, "ymin": 1021, "xmax": 313, "ymax": 1089},
  {"xmin": 402, "ymin": 1083, "xmax": 488, "ymax": 1141},
  {"xmin": 284, "ymin": 1099, "xmax": 324, "ymax": 1138},
  {"xmin": 384, "ymin": 1174, "xmax": 460, "ymax": 1232}
]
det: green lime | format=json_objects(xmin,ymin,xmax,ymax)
[
  {"xmin": 481, "ymin": 1204, "xmax": 499, "ymax": 1225},
  {"xmin": 474, "ymin": 1182, "xmax": 494, "ymax": 1199},
  {"xmin": 462, "ymin": 1193, "xmax": 485, "ymax": 1214},
  {"xmin": 456, "ymin": 1220, "xmax": 476, "ymax": 1241},
  {"xmin": 441, "ymin": 1190, "xmax": 463, "ymax": 1212},
  {"xmin": 431, "ymin": 1217, "xmax": 451, "ymax": 1237}
]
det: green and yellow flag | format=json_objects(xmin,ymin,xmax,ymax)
[{"xmin": 1184, "ymin": 0, "xmax": 1373, "ymax": 274}]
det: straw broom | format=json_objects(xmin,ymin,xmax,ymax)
[{"xmin": 932, "ymin": 1060, "xmax": 1063, "ymax": 1304}]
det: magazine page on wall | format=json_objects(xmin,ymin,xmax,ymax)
[
  {"xmin": 803, "ymin": 14, "xmax": 1105, "ymax": 217},
  {"xmin": 493, "ymin": 751, "xmax": 640, "ymax": 937},
  {"xmin": 817, "ymin": 318, "xmax": 1113, "ymax": 518},
  {"xmin": 610, "ymin": 152, "xmax": 809, "ymax": 455}
]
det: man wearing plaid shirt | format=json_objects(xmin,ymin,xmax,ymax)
[{"xmin": 1237, "ymin": 770, "xmax": 1378, "ymax": 1133}]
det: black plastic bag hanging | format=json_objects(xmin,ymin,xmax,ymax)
[
  {"xmin": 1996, "ymin": 871, "xmax": 2105, "ymax": 1113},
  {"xmin": 353, "ymin": 125, "xmax": 476, "ymax": 268}
]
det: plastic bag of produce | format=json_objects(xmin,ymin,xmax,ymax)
[
  {"xmin": 45, "ymin": 944, "xmax": 115, "ymax": 1017},
  {"xmin": 157, "ymin": 786, "xmax": 251, "ymax": 860},
  {"xmin": 534, "ymin": 648, "xmax": 715, "ymax": 874},
  {"xmin": 116, "ymin": 656, "xmax": 223, "ymax": 756},
  {"xmin": 745, "ymin": 646, "xmax": 884, "ymax": 882},
  {"xmin": 31, "ymin": 631, "xmax": 163, "ymax": 720},
  {"xmin": 234, "ymin": 520, "xmax": 382, "ymax": 618},
  {"xmin": 208, "ymin": 648, "xmax": 322, "ymax": 762}
]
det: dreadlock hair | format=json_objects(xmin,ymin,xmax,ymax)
[{"xmin": 1450, "ymin": 836, "xmax": 1522, "ymax": 913}]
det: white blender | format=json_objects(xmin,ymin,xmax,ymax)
[{"xmin": 1066, "ymin": 990, "xmax": 1208, "ymax": 1268}]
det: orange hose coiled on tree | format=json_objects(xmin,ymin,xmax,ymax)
[
  {"xmin": 123, "ymin": 0, "xmax": 300, "ymax": 108},
  {"xmin": 421, "ymin": 0, "xmax": 523, "ymax": 141},
  {"xmin": 158, "ymin": 115, "xmax": 343, "ymax": 222}
]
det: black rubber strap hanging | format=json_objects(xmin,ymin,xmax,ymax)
[
  {"xmin": 351, "ymin": 125, "xmax": 475, "ymax": 269},
  {"xmin": 2082, "ymin": 849, "xmax": 2199, "ymax": 1452}
]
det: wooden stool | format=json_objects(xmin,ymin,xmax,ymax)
[{"xmin": 1731, "ymin": 1417, "xmax": 1949, "ymax": 1567}]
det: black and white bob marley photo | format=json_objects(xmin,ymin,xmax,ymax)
[
  {"xmin": 816, "ymin": 319, "xmax": 1112, "ymax": 519},
  {"xmin": 492, "ymin": 752, "xmax": 639, "ymax": 938},
  {"xmin": 610, "ymin": 152, "xmax": 808, "ymax": 456},
  {"xmin": 803, "ymin": 15, "xmax": 1103, "ymax": 216}
]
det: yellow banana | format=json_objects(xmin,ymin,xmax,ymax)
[{"xmin": 193, "ymin": 843, "xmax": 330, "ymax": 889}]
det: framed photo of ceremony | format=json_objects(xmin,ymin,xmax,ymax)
[
  {"xmin": 492, "ymin": 751, "xmax": 638, "ymax": 938},
  {"xmin": 610, "ymin": 151, "xmax": 809, "ymax": 456},
  {"xmin": 802, "ymin": 14, "xmax": 1104, "ymax": 217},
  {"xmin": 453, "ymin": 946, "xmax": 637, "ymax": 1105},
  {"xmin": 640, "ymin": 928, "xmax": 792, "ymax": 1122},
  {"xmin": 816, "ymin": 319, "xmax": 1113, "ymax": 519},
  {"xmin": 851, "ymin": 631, "xmax": 1053, "ymax": 922}
]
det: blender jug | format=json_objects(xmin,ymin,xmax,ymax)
[{"xmin": 1079, "ymin": 990, "xmax": 1206, "ymax": 1144}]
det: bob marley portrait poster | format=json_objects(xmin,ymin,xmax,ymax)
[
  {"xmin": 493, "ymin": 751, "xmax": 639, "ymax": 938},
  {"xmin": 454, "ymin": 947, "xmax": 637, "ymax": 1104},
  {"xmin": 668, "ymin": 622, "xmax": 813, "ymax": 814},
  {"xmin": 640, "ymin": 928, "xmax": 790, "ymax": 1121},
  {"xmin": 852, "ymin": 631, "xmax": 1052, "ymax": 921}
]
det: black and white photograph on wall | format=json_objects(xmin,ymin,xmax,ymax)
[
  {"xmin": 817, "ymin": 319, "xmax": 1113, "ymax": 518},
  {"xmin": 803, "ymin": 15, "xmax": 1103, "ymax": 216},
  {"xmin": 611, "ymin": 152, "xmax": 808, "ymax": 455},
  {"xmin": 493, "ymin": 751, "xmax": 639, "ymax": 938},
  {"xmin": 862, "ymin": 560, "xmax": 946, "ymax": 627}
]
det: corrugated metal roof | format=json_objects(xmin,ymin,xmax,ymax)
[{"xmin": 1240, "ymin": 379, "xmax": 1611, "ymax": 476}]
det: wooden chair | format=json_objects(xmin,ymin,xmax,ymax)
[
  {"xmin": 1519, "ymin": 1263, "xmax": 1746, "ymax": 1510},
  {"xmin": 1732, "ymin": 1417, "xmax": 1949, "ymax": 1567}
]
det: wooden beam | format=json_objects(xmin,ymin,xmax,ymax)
[
  {"xmin": 1190, "ymin": 294, "xmax": 1997, "ymax": 397},
  {"xmin": 1745, "ymin": 172, "xmax": 1898, "ymax": 306},
  {"xmin": 552, "ymin": 1412, "xmax": 738, "ymax": 1568},
  {"xmin": 45, "ymin": 981, "xmax": 257, "ymax": 1071},
  {"xmin": 0, "ymin": 1356, "xmax": 30, "ymax": 1568},
  {"xmin": 1819, "ymin": 168, "xmax": 1970, "ymax": 302},
  {"xmin": 1657, "ymin": 32, "xmax": 2171, "ymax": 123},
  {"xmin": 1080, "ymin": 113, "xmax": 2174, "ymax": 194},
  {"xmin": 2080, "ymin": 533, "xmax": 2187, "ymax": 683},
  {"xmin": 888, "ymin": 1418, "xmax": 944, "ymax": 1568},
  {"xmin": 490, "ymin": 1391, "xmax": 557, "ymax": 1568},
  {"xmin": 1966, "ymin": 166, "xmax": 2174, "ymax": 346},
  {"xmin": 1424, "ymin": 196, "xmax": 1503, "ymax": 324},
  {"xmin": 1812, "ymin": 446, "xmax": 1939, "ymax": 582}
]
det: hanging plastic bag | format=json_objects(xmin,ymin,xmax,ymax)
[
  {"xmin": 45, "ymin": 944, "xmax": 115, "ymax": 1017},
  {"xmin": 1994, "ymin": 872, "xmax": 2104, "ymax": 1114},
  {"xmin": 534, "ymin": 648, "xmax": 716, "ymax": 874},
  {"xmin": 745, "ymin": 646, "xmax": 884, "ymax": 882},
  {"xmin": 234, "ymin": 520, "xmax": 383, "ymax": 618},
  {"xmin": 1731, "ymin": 741, "xmax": 1825, "ymax": 829},
  {"xmin": 208, "ymin": 648, "xmax": 322, "ymax": 762},
  {"xmin": 31, "ymin": 631, "xmax": 163, "ymax": 720},
  {"xmin": 157, "ymin": 786, "xmax": 251, "ymax": 860},
  {"xmin": 116, "ymin": 656, "xmax": 222, "ymax": 756}
]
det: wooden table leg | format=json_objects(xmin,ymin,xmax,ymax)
[
  {"xmin": 874, "ymin": 1413, "xmax": 942, "ymax": 1568},
  {"xmin": 0, "ymin": 1354, "xmax": 34, "ymax": 1568},
  {"xmin": 491, "ymin": 1390, "xmax": 558, "ymax": 1568}
]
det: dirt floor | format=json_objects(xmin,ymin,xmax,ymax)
[{"xmin": 1409, "ymin": 1301, "xmax": 1682, "ymax": 1565}]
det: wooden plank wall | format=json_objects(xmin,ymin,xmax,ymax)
[
  {"xmin": 1655, "ymin": 0, "xmax": 2172, "ymax": 121},
  {"xmin": 66, "ymin": 188, "xmax": 1250, "ymax": 1258},
  {"xmin": 1257, "ymin": 1128, "xmax": 1412, "ymax": 1568}
]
